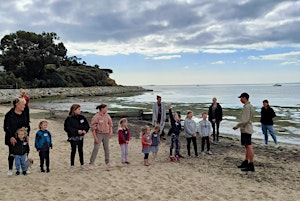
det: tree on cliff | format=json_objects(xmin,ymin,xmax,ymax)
[{"xmin": 0, "ymin": 30, "xmax": 116, "ymax": 88}]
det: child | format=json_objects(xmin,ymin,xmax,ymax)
[
  {"xmin": 199, "ymin": 112, "xmax": 212, "ymax": 155},
  {"xmin": 35, "ymin": 120, "xmax": 53, "ymax": 173},
  {"xmin": 151, "ymin": 125, "xmax": 161, "ymax": 161},
  {"xmin": 12, "ymin": 127, "xmax": 30, "ymax": 175},
  {"xmin": 167, "ymin": 103, "xmax": 182, "ymax": 162},
  {"xmin": 184, "ymin": 110, "xmax": 198, "ymax": 157},
  {"xmin": 141, "ymin": 125, "xmax": 152, "ymax": 166},
  {"xmin": 118, "ymin": 118, "xmax": 131, "ymax": 164}
]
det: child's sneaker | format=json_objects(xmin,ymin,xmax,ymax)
[
  {"xmin": 169, "ymin": 156, "xmax": 174, "ymax": 162},
  {"xmin": 22, "ymin": 171, "xmax": 27, "ymax": 175},
  {"xmin": 40, "ymin": 168, "xmax": 45, "ymax": 173},
  {"xmin": 206, "ymin": 150, "xmax": 213, "ymax": 155},
  {"xmin": 175, "ymin": 155, "xmax": 180, "ymax": 163},
  {"xmin": 46, "ymin": 168, "xmax": 50, "ymax": 173},
  {"xmin": 16, "ymin": 171, "xmax": 20, "ymax": 176}
]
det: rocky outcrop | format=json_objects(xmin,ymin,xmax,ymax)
[{"xmin": 0, "ymin": 86, "xmax": 151, "ymax": 104}]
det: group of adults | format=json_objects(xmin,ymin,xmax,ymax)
[{"xmin": 152, "ymin": 93, "xmax": 278, "ymax": 172}]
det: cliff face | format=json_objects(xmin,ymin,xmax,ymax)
[{"xmin": 0, "ymin": 86, "xmax": 151, "ymax": 104}]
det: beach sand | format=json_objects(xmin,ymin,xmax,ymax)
[{"xmin": 0, "ymin": 106, "xmax": 299, "ymax": 201}]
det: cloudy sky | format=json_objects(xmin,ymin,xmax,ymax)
[{"xmin": 1, "ymin": 0, "xmax": 300, "ymax": 85}]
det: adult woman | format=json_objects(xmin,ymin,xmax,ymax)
[
  {"xmin": 4, "ymin": 97, "xmax": 30, "ymax": 176},
  {"xmin": 89, "ymin": 104, "xmax": 113, "ymax": 170},
  {"xmin": 208, "ymin": 97, "xmax": 223, "ymax": 142},
  {"xmin": 64, "ymin": 104, "xmax": 90, "ymax": 171}
]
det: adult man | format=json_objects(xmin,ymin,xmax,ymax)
[
  {"xmin": 260, "ymin": 99, "xmax": 278, "ymax": 147},
  {"xmin": 208, "ymin": 97, "xmax": 223, "ymax": 142},
  {"xmin": 233, "ymin": 92, "xmax": 255, "ymax": 172},
  {"xmin": 152, "ymin": 95, "xmax": 167, "ymax": 140}
]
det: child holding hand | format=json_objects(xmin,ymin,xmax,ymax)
[
  {"xmin": 118, "ymin": 118, "xmax": 131, "ymax": 164},
  {"xmin": 141, "ymin": 125, "xmax": 152, "ymax": 166}
]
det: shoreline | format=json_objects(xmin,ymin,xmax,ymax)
[
  {"xmin": 0, "ymin": 86, "xmax": 151, "ymax": 104},
  {"xmin": 0, "ymin": 106, "xmax": 299, "ymax": 200}
]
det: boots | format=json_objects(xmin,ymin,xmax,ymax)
[
  {"xmin": 241, "ymin": 162, "xmax": 255, "ymax": 172},
  {"xmin": 169, "ymin": 156, "xmax": 174, "ymax": 162},
  {"xmin": 237, "ymin": 160, "xmax": 248, "ymax": 168}
]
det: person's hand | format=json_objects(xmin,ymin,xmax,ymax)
[
  {"xmin": 10, "ymin": 137, "xmax": 17, "ymax": 146},
  {"xmin": 167, "ymin": 103, "xmax": 172, "ymax": 109},
  {"xmin": 192, "ymin": 133, "xmax": 196, "ymax": 137},
  {"xmin": 94, "ymin": 136, "xmax": 99, "ymax": 144},
  {"xmin": 78, "ymin": 130, "xmax": 83, "ymax": 135},
  {"xmin": 212, "ymin": 119, "xmax": 216, "ymax": 123},
  {"xmin": 26, "ymin": 136, "xmax": 30, "ymax": 144},
  {"xmin": 126, "ymin": 141, "xmax": 129, "ymax": 144},
  {"xmin": 82, "ymin": 130, "xmax": 87, "ymax": 135},
  {"xmin": 109, "ymin": 132, "xmax": 113, "ymax": 139}
]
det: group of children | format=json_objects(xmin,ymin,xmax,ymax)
[
  {"xmin": 10, "ymin": 108, "xmax": 213, "ymax": 175},
  {"xmin": 11, "ymin": 120, "xmax": 52, "ymax": 176}
]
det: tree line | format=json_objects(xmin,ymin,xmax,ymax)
[{"xmin": 0, "ymin": 30, "xmax": 116, "ymax": 88}]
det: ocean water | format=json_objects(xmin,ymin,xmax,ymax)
[{"xmin": 30, "ymin": 83, "xmax": 300, "ymax": 145}]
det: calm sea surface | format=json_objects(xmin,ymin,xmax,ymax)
[{"xmin": 30, "ymin": 83, "xmax": 300, "ymax": 145}]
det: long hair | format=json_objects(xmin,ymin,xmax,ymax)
[
  {"xmin": 118, "ymin": 118, "xmax": 128, "ymax": 129},
  {"xmin": 68, "ymin": 104, "xmax": 81, "ymax": 116},
  {"xmin": 140, "ymin": 125, "xmax": 150, "ymax": 138}
]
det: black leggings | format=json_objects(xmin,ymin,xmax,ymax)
[
  {"xmin": 186, "ymin": 136, "xmax": 198, "ymax": 156},
  {"xmin": 211, "ymin": 121, "xmax": 220, "ymax": 141},
  {"xmin": 39, "ymin": 150, "xmax": 50, "ymax": 169},
  {"xmin": 144, "ymin": 153, "xmax": 149, "ymax": 159},
  {"xmin": 70, "ymin": 140, "xmax": 84, "ymax": 166}
]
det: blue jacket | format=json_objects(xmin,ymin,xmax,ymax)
[{"xmin": 35, "ymin": 130, "xmax": 52, "ymax": 151}]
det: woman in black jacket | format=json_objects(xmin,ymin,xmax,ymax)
[
  {"xmin": 208, "ymin": 97, "xmax": 223, "ymax": 142},
  {"xmin": 4, "ymin": 98, "xmax": 30, "ymax": 176},
  {"xmin": 64, "ymin": 104, "xmax": 90, "ymax": 170}
]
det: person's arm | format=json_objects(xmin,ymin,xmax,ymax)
[
  {"xmin": 64, "ymin": 117, "xmax": 78, "ymax": 137},
  {"xmin": 184, "ymin": 119, "xmax": 193, "ymax": 136},
  {"xmin": 234, "ymin": 106, "xmax": 252, "ymax": 128},
  {"xmin": 82, "ymin": 116, "xmax": 90, "ymax": 133},
  {"xmin": 127, "ymin": 128, "xmax": 131, "ymax": 142},
  {"xmin": 108, "ymin": 115, "xmax": 113, "ymax": 138},
  {"xmin": 118, "ymin": 129, "xmax": 126, "ymax": 144},
  {"xmin": 219, "ymin": 104, "xmax": 223, "ymax": 121}
]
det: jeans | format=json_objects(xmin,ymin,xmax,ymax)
[
  {"xmin": 186, "ymin": 136, "xmax": 198, "ymax": 156},
  {"xmin": 170, "ymin": 135, "xmax": 179, "ymax": 156},
  {"xmin": 15, "ymin": 154, "xmax": 27, "ymax": 172},
  {"xmin": 261, "ymin": 124, "xmax": 277, "ymax": 145}
]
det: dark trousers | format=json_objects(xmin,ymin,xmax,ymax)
[
  {"xmin": 201, "ymin": 136, "xmax": 210, "ymax": 152},
  {"xmin": 170, "ymin": 135, "xmax": 179, "ymax": 156},
  {"xmin": 8, "ymin": 145, "xmax": 14, "ymax": 170},
  {"xmin": 144, "ymin": 153, "xmax": 149, "ymax": 159},
  {"xmin": 70, "ymin": 140, "xmax": 84, "ymax": 166},
  {"xmin": 211, "ymin": 121, "xmax": 220, "ymax": 141},
  {"xmin": 39, "ymin": 150, "xmax": 50, "ymax": 170},
  {"xmin": 186, "ymin": 136, "xmax": 198, "ymax": 156}
]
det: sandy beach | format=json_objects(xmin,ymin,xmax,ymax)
[{"xmin": 0, "ymin": 105, "xmax": 299, "ymax": 201}]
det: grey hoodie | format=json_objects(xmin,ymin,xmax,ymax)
[{"xmin": 184, "ymin": 118, "xmax": 197, "ymax": 138}]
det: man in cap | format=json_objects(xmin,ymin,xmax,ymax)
[{"xmin": 233, "ymin": 92, "xmax": 255, "ymax": 172}]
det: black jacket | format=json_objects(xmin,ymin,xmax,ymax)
[
  {"xmin": 12, "ymin": 138, "xmax": 30, "ymax": 155},
  {"xmin": 4, "ymin": 108, "xmax": 30, "ymax": 145},
  {"xmin": 168, "ymin": 109, "xmax": 182, "ymax": 136},
  {"xmin": 64, "ymin": 114, "xmax": 90, "ymax": 139},
  {"xmin": 260, "ymin": 106, "xmax": 276, "ymax": 125},
  {"xmin": 208, "ymin": 103, "xmax": 223, "ymax": 122}
]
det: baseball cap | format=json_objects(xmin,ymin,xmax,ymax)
[{"xmin": 238, "ymin": 92, "xmax": 249, "ymax": 99}]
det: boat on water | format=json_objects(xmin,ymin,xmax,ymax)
[{"xmin": 273, "ymin": 83, "xmax": 282, "ymax": 87}]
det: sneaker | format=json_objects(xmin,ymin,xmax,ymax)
[
  {"xmin": 7, "ymin": 170, "xmax": 13, "ymax": 176},
  {"xmin": 175, "ymin": 155, "xmax": 180, "ymax": 163},
  {"xmin": 27, "ymin": 170, "xmax": 31, "ymax": 174},
  {"xmin": 46, "ymin": 168, "xmax": 50, "ymax": 173},
  {"xmin": 16, "ymin": 171, "xmax": 20, "ymax": 176},
  {"xmin": 274, "ymin": 144, "xmax": 280, "ymax": 148},
  {"xmin": 40, "ymin": 168, "xmax": 45, "ymax": 173},
  {"xmin": 80, "ymin": 165, "xmax": 87, "ymax": 170},
  {"xmin": 106, "ymin": 163, "xmax": 111, "ymax": 171},
  {"xmin": 194, "ymin": 155, "xmax": 199, "ymax": 158},
  {"xmin": 22, "ymin": 171, "xmax": 27, "ymax": 175},
  {"xmin": 206, "ymin": 151, "xmax": 212, "ymax": 155},
  {"xmin": 201, "ymin": 151, "xmax": 206, "ymax": 156},
  {"xmin": 169, "ymin": 156, "xmax": 174, "ymax": 162},
  {"xmin": 88, "ymin": 164, "xmax": 94, "ymax": 170},
  {"xmin": 70, "ymin": 166, "xmax": 74, "ymax": 172},
  {"xmin": 125, "ymin": 161, "xmax": 130, "ymax": 164}
]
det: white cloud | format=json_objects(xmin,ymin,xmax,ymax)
[
  {"xmin": 151, "ymin": 55, "xmax": 181, "ymax": 60},
  {"xmin": 202, "ymin": 49, "xmax": 236, "ymax": 54},
  {"xmin": 211, "ymin": 61, "xmax": 225, "ymax": 65}
]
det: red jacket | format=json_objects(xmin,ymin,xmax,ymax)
[{"xmin": 118, "ymin": 127, "xmax": 130, "ymax": 144}]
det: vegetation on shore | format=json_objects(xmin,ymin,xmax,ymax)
[{"xmin": 0, "ymin": 30, "xmax": 116, "ymax": 88}]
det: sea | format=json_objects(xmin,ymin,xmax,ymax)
[{"xmin": 30, "ymin": 83, "xmax": 300, "ymax": 145}]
